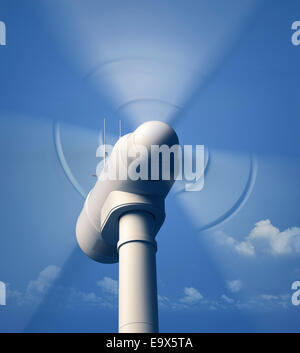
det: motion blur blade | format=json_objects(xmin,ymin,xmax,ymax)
[
  {"xmin": 0, "ymin": 113, "xmax": 85, "ymax": 331},
  {"xmin": 173, "ymin": 148, "xmax": 257, "ymax": 233},
  {"xmin": 54, "ymin": 121, "xmax": 118, "ymax": 199},
  {"xmin": 38, "ymin": 0, "xmax": 260, "ymax": 127}
]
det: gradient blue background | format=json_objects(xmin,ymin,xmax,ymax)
[{"xmin": 0, "ymin": 0, "xmax": 300, "ymax": 332}]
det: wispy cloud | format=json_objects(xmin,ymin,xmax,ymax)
[
  {"xmin": 158, "ymin": 295, "xmax": 171, "ymax": 308},
  {"xmin": 179, "ymin": 287, "xmax": 203, "ymax": 304},
  {"xmin": 6, "ymin": 267, "xmax": 118, "ymax": 310},
  {"xmin": 67, "ymin": 287, "xmax": 115, "ymax": 309},
  {"xmin": 6, "ymin": 267, "xmax": 293, "ymax": 314},
  {"xmin": 159, "ymin": 287, "xmax": 291, "ymax": 312},
  {"xmin": 212, "ymin": 220, "xmax": 300, "ymax": 257},
  {"xmin": 158, "ymin": 286, "xmax": 204, "ymax": 310},
  {"xmin": 245, "ymin": 294, "xmax": 291, "ymax": 310},
  {"xmin": 97, "ymin": 277, "xmax": 118, "ymax": 296},
  {"xmin": 25, "ymin": 265, "xmax": 61, "ymax": 302},
  {"xmin": 260, "ymin": 294, "xmax": 279, "ymax": 301},
  {"xmin": 221, "ymin": 294, "xmax": 234, "ymax": 304},
  {"xmin": 6, "ymin": 265, "xmax": 61, "ymax": 306},
  {"xmin": 227, "ymin": 280, "xmax": 242, "ymax": 293}
]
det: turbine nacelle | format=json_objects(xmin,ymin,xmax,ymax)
[{"xmin": 76, "ymin": 121, "xmax": 179, "ymax": 263}]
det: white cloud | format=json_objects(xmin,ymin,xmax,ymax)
[
  {"xmin": 260, "ymin": 294, "xmax": 278, "ymax": 301},
  {"xmin": 213, "ymin": 220, "xmax": 300, "ymax": 257},
  {"xmin": 7, "ymin": 268, "xmax": 119, "ymax": 310},
  {"xmin": 67, "ymin": 288, "xmax": 115, "ymax": 309},
  {"xmin": 159, "ymin": 287, "xmax": 203, "ymax": 310},
  {"xmin": 158, "ymin": 295, "xmax": 170, "ymax": 308},
  {"xmin": 158, "ymin": 286, "xmax": 291, "ymax": 312},
  {"xmin": 6, "ymin": 265, "xmax": 61, "ymax": 306},
  {"xmin": 97, "ymin": 277, "xmax": 118, "ymax": 296},
  {"xmin": 227, "ymin": 280, "xmax": 242, "ymax": 293},
  {"xmin": 247, "ymin": 220, "xmax": 300, "ymax": 255},
  {"xmin": 221, "ymin": 294, "xmax": 234, "ymax": 303},
  {"xmin": 26, "ymin": 265, "xmax": 61, "ymax": 298},
  {"xmin": 146, "ymin": 285, "xmax": 293, "ymax": 313},
  {"xmin": 235, "ymin": 241, "xmax": 255, "ymax": 256},
  {"xmin": 7, "ymin": 267, "xmax": 292, "ymax": 314},
  {"xmin": 179, "ymin": 287, "xmax": 203, "ymax": 304},
  {"xmin": 211, "ymin": 230, "xmax": 255, "ymax": 256},
  {"xmin": 244, "ymin": 294, "xmax": 291, "ymax": 310}
]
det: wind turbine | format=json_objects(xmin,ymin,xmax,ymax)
[
  {"xmin": 11, "ymin": 0, "xmax": 265, "ymax": 332},
  {"xmin": 76, "ymin": 121, "xmax": 179, "ymax": 333}
]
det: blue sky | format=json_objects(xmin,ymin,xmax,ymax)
[{"xmin": 0, "ymin": 0, "xmax": 300, "ymax": 332}]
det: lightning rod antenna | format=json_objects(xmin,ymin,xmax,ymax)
[{"xmin": 103, "ymin": 118, "xmax": 106, "ymax": 167}]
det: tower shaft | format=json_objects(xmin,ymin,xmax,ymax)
[{"xmin": 118, "ymin": 210, "xmax": 158, "ymax": 333}]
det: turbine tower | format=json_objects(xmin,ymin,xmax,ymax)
[{"xmin": 76, "ymin": 121, "xmax": 179, "ymax": 333}]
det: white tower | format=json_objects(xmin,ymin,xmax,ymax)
[{"xmin": 76, "ymin": 121, "xmax": 179, "ymax": 333}]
